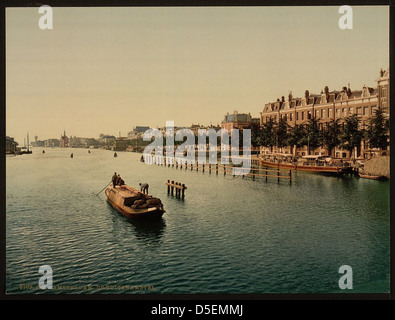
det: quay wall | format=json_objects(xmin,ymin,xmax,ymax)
[{"xmin": 363, "ymin": 156, "xmax": 390, "ymax": 179}]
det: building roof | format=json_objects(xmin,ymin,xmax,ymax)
[{"xmin": 224, "ymin": 113, "xmax": 251, "ymax": 123}]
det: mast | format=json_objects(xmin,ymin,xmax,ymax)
[{"xmin": 27, "ymin": 132, "xmax": 30, "ymax": 152}]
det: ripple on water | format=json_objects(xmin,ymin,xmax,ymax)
[{"xmin": 6, "ymin": 149, "xmax": 390, "ymax": 294}]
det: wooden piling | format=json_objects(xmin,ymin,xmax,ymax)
[
  {"xmin": 175, "ymin": 183, "xmax": 179, "ymax": 198},
  {"xmin": 166, "ymin": 181, "xmax": 187, "ymax": 199}
]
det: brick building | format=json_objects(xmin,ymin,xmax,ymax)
[{"xmin": 259, "ymin": 69, "xmax": 389, "ymax": 159}]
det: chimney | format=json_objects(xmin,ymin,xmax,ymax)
[
  {"xmin": 304, "ymin": 90, "xmax": 309, "ymax": 99},
  {"xmin": 347, "ymin": 83, "xmax": 352, "ymax": 97},
  {"xmin": 288, "ymin": 91, "xmax": 293, "ymax": 102},
  {"xmin": 324, "ymin": 86, "xmax": 329, "ymax": 101}
]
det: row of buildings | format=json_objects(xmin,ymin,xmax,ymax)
[
  {"xmin": 14, "ymin": 68, "xmax": 388, "ymax": 160},
  {"xmin": 220, "ymin": 68, "xmax": 390, "ymax": 159}
]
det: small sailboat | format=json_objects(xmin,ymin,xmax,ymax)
[{"xmin": 20, "ymin": 133, "xmax": 33, "ymax": 154}]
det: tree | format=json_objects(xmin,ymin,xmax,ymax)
[
  {"xmin": 261, "ymin": 118, "xmax": 277, "ymax": 152},
  {"xmin": 322, "ymin": 119, "xmax": 341, "ymax": 157},
  {"xmin": 366, "ymin": 107, "xmax": 389, "ymax": 150},
  {"xmin": 250, "ymin": 122, "xmax": 262, "ymax": 148},
  {"xmin": 286, "ymin": 124, "xmax": 306, "ymax": 156},
  {"xmin": 339, "ymin": 114, "xmax": 363, "ymax": 160},
  {"xmin": 304, "ymin": 116, "xmax": 322, "ymax": 154},
  {"xmin": 275, "ymin": 117, "xmax": 289, "ymax": 150}
]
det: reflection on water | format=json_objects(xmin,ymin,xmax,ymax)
[
  {"xmin": 106, "ymin": 202, "xmax": 166, "ymax": 241},
  {"xmin": 129, "ymin": 218, "xmax": 167, "ymax": 240}
]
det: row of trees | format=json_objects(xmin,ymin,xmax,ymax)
[{"xmin": 251, "ymin": 107, "xmax": 390, "ymax": 158}]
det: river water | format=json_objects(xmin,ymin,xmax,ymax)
[{"xmin": 6, "ymin": 148, "xmax": 390, "ymax": 294}]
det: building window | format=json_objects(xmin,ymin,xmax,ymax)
[
  {"xmin": 336, "ymin": 109, "xmax": 340, "ymax": 117},
  {"xmin": 290, "ymin": 113, "xmax": 293, "ymax": 121},
  {"xmin": 301, "ymin": 112, "xmax": 305, "ymax": 120},
  {"xmin": 363, "ymin": 107, "xmax": 368, "ymax": 116},
  {"xmin": 315, "ymin": 110, "xmax": 320, "ymax": 118},
  {"xmin": 296, "ymin": 112, "xmax": 299, "ymax": 121},
  {"xmin": 308, "ymin": 111, "xmax": 312, "ymax": 120},
  {"xmin": 349, "ymin": 107, "xmax": 354, "ymax": 114},
  {"xmin": 321, "ymin": 109, "xmax": 325, "ymax": 118}
]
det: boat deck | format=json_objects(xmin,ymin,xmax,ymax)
[{"xmin": 111, "ymin": 185, "xmax": 152, "ymax": 199}]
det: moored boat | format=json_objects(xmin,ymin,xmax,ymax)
[
  {"xmin": 105, "ymin": 184, "xmax": 165, "ymax": 219},
  {"xmin": 260, "ymin": 154, "xmax": 351, "ymax": 175},
  {"xmin": 358, "ymin": 173, "xmax": 386, "ymax": 180}
]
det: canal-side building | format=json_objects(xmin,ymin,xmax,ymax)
[
  {"xmin": 259, "ymin": 69, "xmax": 390, "ymax": 159},
  {"xmin": 59, "ymin": 130, "xmax": 69, "ymax": 148},
  {"xmin": 112, "ymin": 137, "xmax": 128, "ymax": 151},
  {"xmin": 45, "ymin": 139, "xmax": 60, "ymax": 148},
  {"xmin": 221, "ymin": 111, "xmax": 260, "ymax": 133},
  {"xmin": 6, "ymin": 136, "xmax": 19, "ymax": 154},
  {"xmin": 128, "ymin": 126, "xmax": 150, "ymax": 139},
  {"xmin": 377, "ymin": 68, "xmax": 390, "ymax": 115}
]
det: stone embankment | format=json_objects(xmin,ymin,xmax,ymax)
[{"xmin": 362, "ymin": 156, "xmax": 390, "ymax": 179}]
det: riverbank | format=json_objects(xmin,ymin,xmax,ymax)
[{"xmin": 362, "ymin": 156, "xmax": 390, "ymax": 179}]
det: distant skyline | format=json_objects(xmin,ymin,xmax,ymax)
[{"xmin": 6, "ymin": 6, "xmax": 389, "ymax": 143}]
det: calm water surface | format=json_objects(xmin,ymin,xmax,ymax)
[{"xmin": 6, "ymin": 148, "xmax": 390, "ymax": 294}]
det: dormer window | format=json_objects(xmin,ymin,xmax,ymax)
[{"xmin": 362, "ymin": 87, "xmax": 370, "ymax": 98}]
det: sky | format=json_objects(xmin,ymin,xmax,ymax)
[{"xmin": 6, "ymin": 6, "xmax": 389, "ymax": 144}]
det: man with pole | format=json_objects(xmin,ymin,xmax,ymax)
[{"xmin": 112, "ymin": 172, "xmax": 117, "ymax": 187}]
